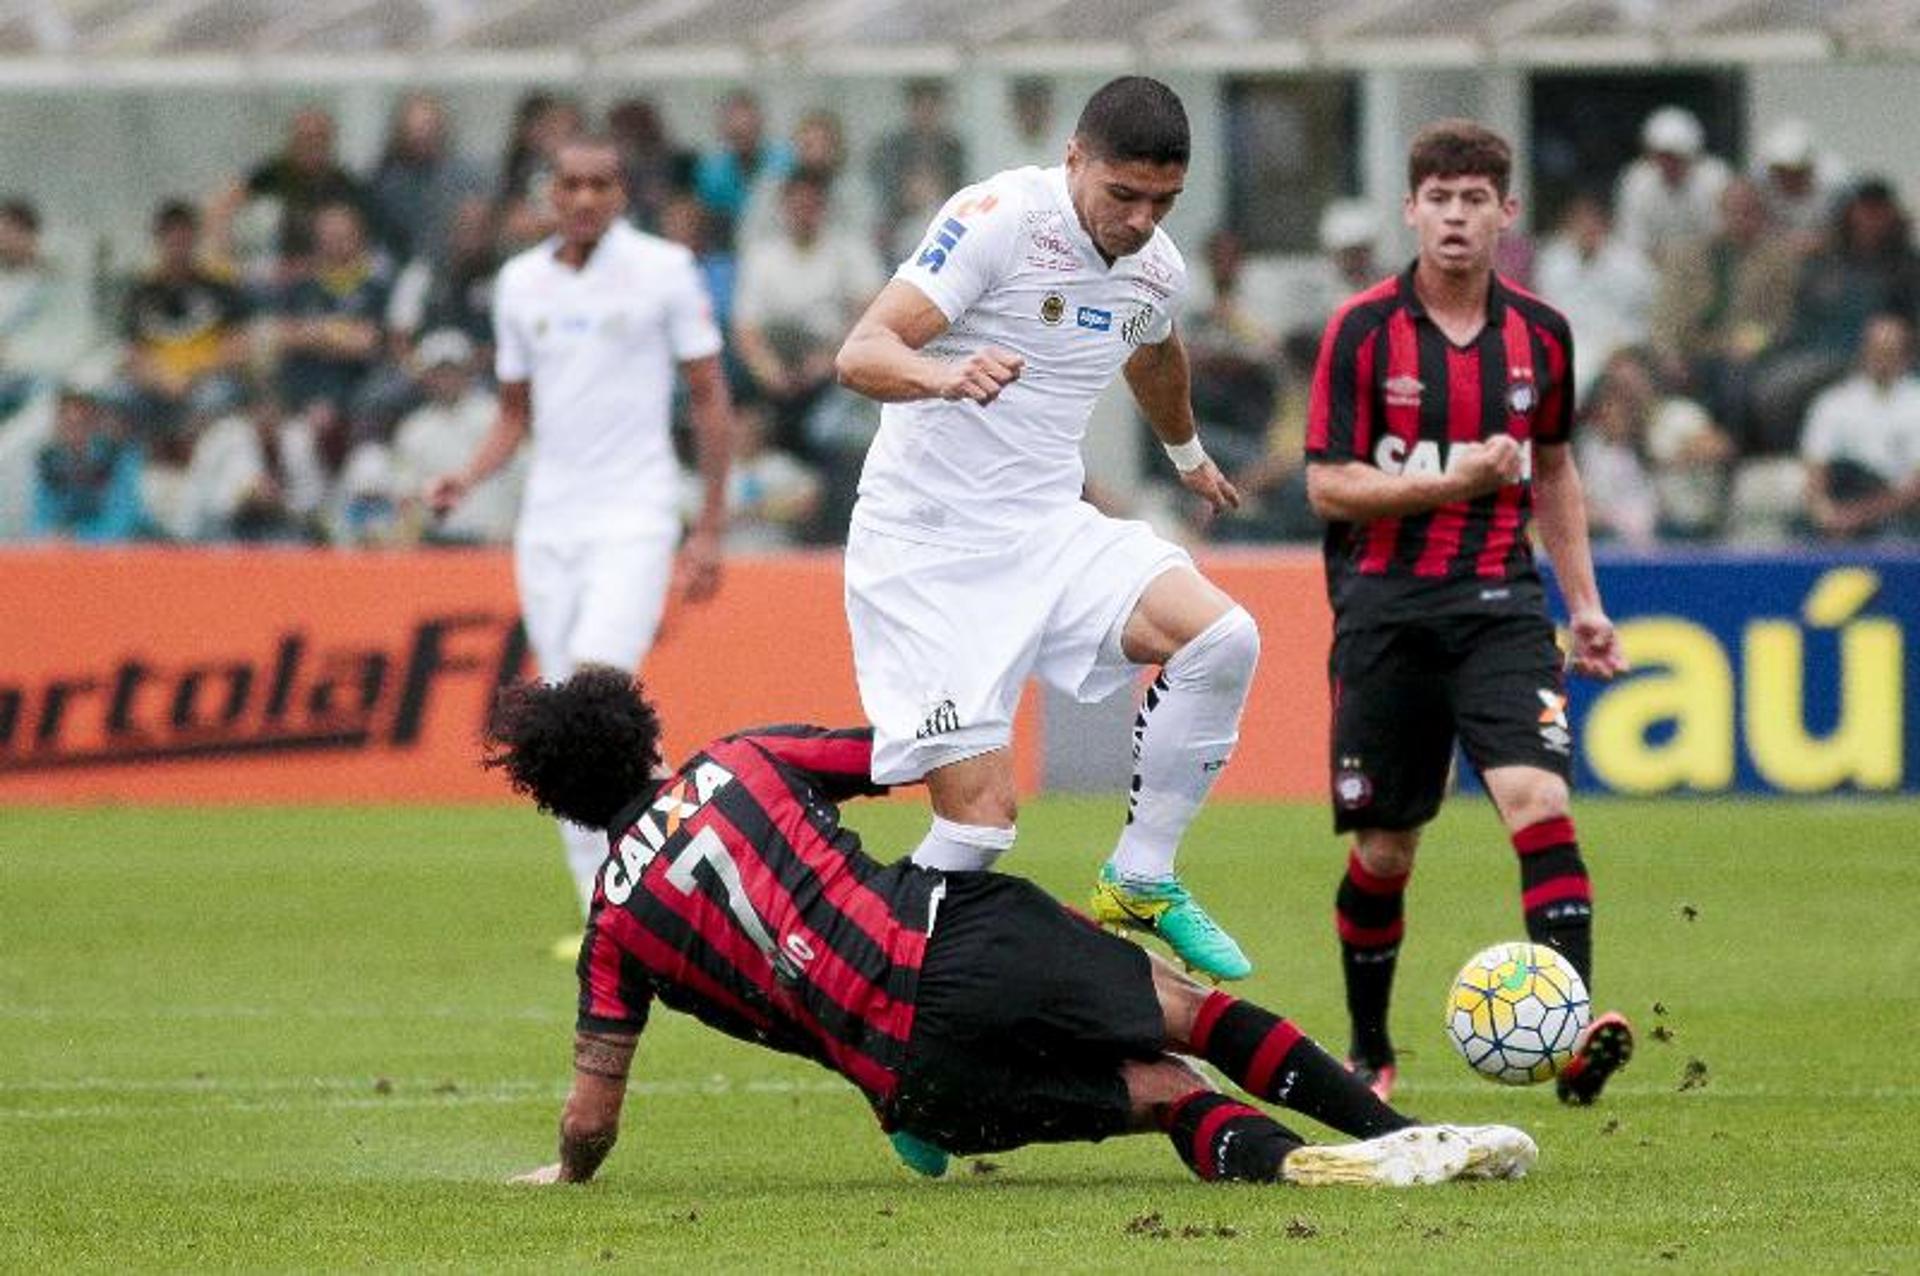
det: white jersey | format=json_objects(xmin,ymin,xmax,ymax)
[
  {"xmin": 494, "ymin": 220, "xmax": 722, "ymax": 544},
  {"xmin": 854, "ymin": 165, "xmax": 1187, "ymax": 547}
]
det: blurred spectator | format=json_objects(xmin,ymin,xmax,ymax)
[
  {"xmin": 740, "ymin": 109, "xmax": 854, "ymax": 249},
  {"xmin": 1578, "ymin": 348, "xmax": 1733, "ymax": 546},
  {"xmin": 731, "ymin": 172, "xmax": 885, "ymax": 455},
  {"xmin": 499, "ymin": 91, "xmax": 584, "ymax": 249},
  {"xmin": 0, "ymin": 198, "xmax": 55, "ymax": 419},
  {"xmin": 175, "ymin": 385, "xmax": 327, "ymax": 542},
  {"xmin": 1801, "ymin": 314, "xmax": 1920, "ymax": 540},
  {"xmin": 695, "ymin": 400, "xmax": 821, "ymax": 551},
  {"xmin": 273, "ymin": 201, "xmax": 391, "ymax": 432},
  {"xmin": 1753, "ymin": 118, "xmax": 1845, "ymax": 250},
  {"xmin": 660, "ymin": 194, "xmax": 737, "ymax": 344},
  {"xmin": 1614, "ymin": 106, "xmax": 1731, "ymax": 263},
  {"xmin": 118, "ymin": 199, "xmax": 251, "ymax": 444},
  {"xmin": 31, "ymin": 381, "xmax": 144, "ymax": 541},
  {"xmin": 1286, "ymin": 199, "xmax": 1383, "ymax": 346},
  {"xmin": 370, "ymin": 91, "xmax": 490, "ymax": 270},
  {"xmin": 883, "ymin": 163, "xmax": 952, "ymax": 267},
  {"xmin": 387, "ymin": 194, "xmax": 500, "ymax": 358},
  {"xmin": 1533, "ymin": 192, "xmax": 1654, "ymax": 397},
  {"xmin": 213, "ymin": 107, "xmax": 383, "ymax": 270},
  {"xmin": 870, "ymin": 79, "xmax": 967, "ymax": 252},
  {"xmin": 1649, "ymin": 177, "xmax": 1801, "ymax": 417},
  {"xmin": 693, "ymin": 90, "xmax": 793, "ymax": 247},
  {"xmin": 1180, "ymin": 229, "xmax": 1279, "ymax": 477},
  {"xmin": 1006, "ymin": 76, "xmax": 1060, "ymax": 169},
  {"xmin": 384, "ymin": 329, "xmax": 519, "ymax": 545},
  {"xmin": 1181, "ymin": 230, "xmax": 1315, "ymax": 543},
  {"xmin": 1747, "ymin": 178, "xmax": 1920, "ymax": 453},
  {"xmin": 607, "ymin": 96, "xmax": 694, "ymax": 235},
  {"xmin": 1574, "ymin": 355, "xmax": 1659, "ymax": 548}
]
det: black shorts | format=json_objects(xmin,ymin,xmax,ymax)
[
  {"xmin": 1328, "ymin": 611, "xmax": 1571, "ymax": 834},
  {"xmin": 890, "ymin": 873, "xmax": 1165, "ymax": 1156}
]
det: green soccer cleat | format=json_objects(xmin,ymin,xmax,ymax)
[
  {"xmin": 889, "ymin": 1129, "xmax": 950, "ymax": 1179},
  {"xmin": 1090, "ymin": 864, "xmax": 1253, "ymax": 982}
]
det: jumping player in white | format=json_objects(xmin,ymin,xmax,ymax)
[
  {"xmin": 835, "ymin": 76, "xmax": 1258, "ymax": 984},
  {"xmin": 428, "ymin": 135, "xmax": 733, "ymax": 921}
]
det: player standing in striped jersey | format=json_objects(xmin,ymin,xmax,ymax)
[
  {"xmin": 1304, "ymin": 120, "xmax": 1633, "ymax": 1106},
  {"xmin": 487, "ymin": 669, "xmax": 1538, "ymax": 1189}
]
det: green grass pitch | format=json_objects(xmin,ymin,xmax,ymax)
[{"xmin": 4, "ymin": 796, "xmax": 1917, "ymax": 1271}]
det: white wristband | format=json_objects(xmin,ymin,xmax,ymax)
[{"xmin": 1162, "ymin": 437, "xmax": 1208, "ymax": 473}]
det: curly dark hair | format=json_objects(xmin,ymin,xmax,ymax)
[{"xmin": 483, "ymin": 668, "xmax": 664, "ymax": 831}]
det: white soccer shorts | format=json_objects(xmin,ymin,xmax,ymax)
[
  {"xmin": 845, "ymin": 501, "xmax": 1191, "ymax": 785},
  {"xmin": 514, "ymin": 531, "xmax": 679, "ymax": 680}
]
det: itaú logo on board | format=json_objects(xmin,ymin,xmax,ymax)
[
  {"xmin": 0, "ymin": 615, "xmax": 529, "ymax": 774},
  {"xmin": 1373, "ymin": 435, "xmax": 1534, "ymax": 482}
]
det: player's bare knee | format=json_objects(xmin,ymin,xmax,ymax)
[
  {"xmin": 926, "ymin": 758, "xmax": 1018, "ymax": 827},
  {"xmin": 1145, "ymin": 952, "xmax": 1212, "ymax": 1046},
  {"xmin": 1123, "ymin": 1055, "xmax": 1212, "ymax": 1128},
  {"xmin": 1488, "ymin": 768, "xmax": 1570, "ymax": 831},
  {"xmin": 1355, "ymin": 829, "xmax": 1419, "ymax": 877}
]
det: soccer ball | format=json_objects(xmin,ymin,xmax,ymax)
[{"xmin": 1444, "ymin": 941, "xmax": 1590, "ymax": 1084}]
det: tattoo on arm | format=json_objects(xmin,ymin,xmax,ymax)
[
  {"xmin": 574, "ymin": 1031, "xmax": 636, "ymax": 1081},
  {"xmin": 555, "ymin": 1030, "xmax": 637, "ymax": 1183}
]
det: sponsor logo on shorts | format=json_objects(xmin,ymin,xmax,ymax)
[
  {"xmin": 1040, "ymin": 292, "xmax": 1067, "ymax": 325},
  {"xmin": 1537, "ymin": 688, "xmax": 1572, "ymax": 754},
  {"xmin": 916, "ymin": 697, "xmax": 961, "ymax": 740},
  {"xmin": 1076, "ymin": 306, "xmax": 1111, "ymax": 332}
]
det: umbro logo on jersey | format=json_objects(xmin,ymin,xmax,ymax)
[
  {"xmin": 1040, "ymin": 293, "xmax": 1066, "ymax": 325},
  {"xmin": 916, "ymin": 698, "xmax": 961, "ymax": 740},
  {"xmin": 916, "ymin": 218, "xmax": 968, "ymax": 275},
  {"xmin": 1076, "ymin": 306, "xmax": 1111, "ymax": 332},
  {"xmin": 1385, "ymin": 375, "xmax": 1424, "ymax": 407}
]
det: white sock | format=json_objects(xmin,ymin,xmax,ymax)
[
  {"xmin": 1108, "ymin": 606, "xmax": 1260, "ymax": 882},
  {"xmin": 911, "ymin": 816, "xmax": 1016, "ymax": 872},
  {"xmin": 560, "ymin": 820, "xmax": 607, "ymax": 916}
]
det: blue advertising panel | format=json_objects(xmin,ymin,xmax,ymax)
[{"xmin": 1543, "ymin": 550, "xmax": 1916, "ymax": 796}]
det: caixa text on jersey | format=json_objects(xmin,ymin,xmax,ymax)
[{"xmin": 0, "ymin": 615, "xmax": 529, "ymax": 772}]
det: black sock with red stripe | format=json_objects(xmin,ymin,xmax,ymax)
[
  {"xmin": 1514, "ymin": 815, "xmax": 1593, "ymax": 986},
  {"xmin": 1335, "ymin": 849, "xmax": 1408, "ymax": 1066},
  {"xmin": 1162, "ymin": 1090, "xmax": 1303, "ymax": 1183},
  {"xmin": 1188, "ymin": 990, "xmax": 1412, "ymax": 1138}
]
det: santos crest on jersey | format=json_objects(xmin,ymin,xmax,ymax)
[{"xmin": 854, "ymin": 166, "xmax": 1188, "ymax": 547}]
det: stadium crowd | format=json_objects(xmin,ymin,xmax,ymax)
[{"xmin": 2, "ymin": 89, "xmax": 1917, "ymax": 549}]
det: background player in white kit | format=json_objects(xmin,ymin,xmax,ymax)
[
  {"xmin": 835, "ymin": 77, "xmax": 1260, "ymax": 982},
  {"xmin": 428, "ymin": 136, "xmax": 733, "ymax": 919}
]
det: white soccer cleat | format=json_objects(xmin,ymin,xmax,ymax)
[
  {"xmin": 1444, "ymin": 1123, "xmax": 1538, "ymax": 1180},
  {"xmin": 1281, "ymin": 1125, "xmax": 1473, "ymax": 1187}
]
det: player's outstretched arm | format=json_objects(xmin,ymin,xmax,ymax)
[
  {"xmin": 835, "ymin": 281, "xmax": 1021, "ymax": 405},
  {"xmin": 426, "ymin": 381, "xmax": 530, "ymax": 517},
  {"xmin": 1531, "ymin": 442, "xmax": 1628, "ymax": 680},
  {"xmin": 511, "ymin": 1028, "xmax": 638, "ymax": 1185}
]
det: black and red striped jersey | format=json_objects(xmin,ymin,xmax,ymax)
[
  {"xmin": 576, "ymin": 725, "xmax": 937, "ymax": 1109},
  {"xmin": 1305, "ymin": 265, "xmax": 1575, "ymax": 629}
]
